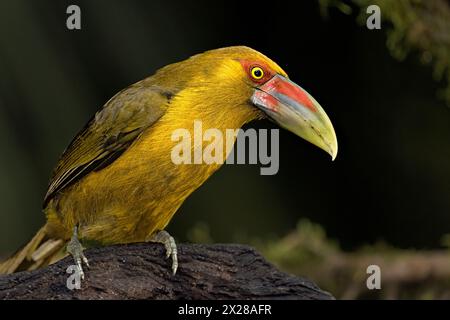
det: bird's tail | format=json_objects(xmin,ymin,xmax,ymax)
[{"xmin": 0, "ymin": 223, "xmax": 67, "ymax": 274}]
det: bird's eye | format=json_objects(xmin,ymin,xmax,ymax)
[{"xmin": 250, "ymin": 66, "xmax": 264, "ymax": 80}]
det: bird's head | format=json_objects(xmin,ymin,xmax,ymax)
[{"xmin": 158, "ymin": 46, "xmax": 338, "ymax": 160}]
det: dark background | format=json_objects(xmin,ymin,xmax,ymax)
[{"xmin": 0, "ymin": 0, "xmax": 449, "ymax": 257}]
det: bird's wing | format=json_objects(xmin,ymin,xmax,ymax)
[{"xmin": 44, "ymin": 82, "xmax": 174, "ymax": 206}]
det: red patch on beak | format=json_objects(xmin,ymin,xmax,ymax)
[
  {"xmin": 263, "ymin": 76, "xmax": 317, "ymax": 112},
  {"xmin": 253, "ymin": 90, "xmax": 279, "ymax": 112}
]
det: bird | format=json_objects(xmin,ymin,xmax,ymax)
[{"xmin": 0, "ymin": 46, "xmax": 337, "ymax": 278}]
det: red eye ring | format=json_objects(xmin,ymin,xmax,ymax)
[{"xmin": 239, "ymin": 60, "xmax": 273, "ymax": 83}]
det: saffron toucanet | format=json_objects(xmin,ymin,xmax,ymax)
[{"xmin": 0, "ymin": 46, "xmax": 337, "ymax": 277}]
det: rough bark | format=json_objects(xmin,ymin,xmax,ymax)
[{"xmin": 0, "ymin": 243, "xmax": 333, "ymax": 300}]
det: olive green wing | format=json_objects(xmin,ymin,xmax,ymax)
[{"xmin": 44, "ymin": 83, "xmax": 174, "ymax": 206}]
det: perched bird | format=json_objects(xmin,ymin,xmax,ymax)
[{"xmin": 0, "ymin": 46, "xmax": 337, "ymax": 277}]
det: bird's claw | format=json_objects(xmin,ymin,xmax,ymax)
[
  {"xmin": 148, "ymin": 230, "xmax": 178, "ymax": 275},
  {"xmin": 67, "ymin": 226, "xmax": 89, "ymax": 280}
]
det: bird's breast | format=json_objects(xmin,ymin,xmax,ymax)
[{"xmin": 46, "ymin": 106, "xmax": 249, "ymax": 244}]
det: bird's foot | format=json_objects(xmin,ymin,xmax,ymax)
[
  {"xmin": 66, "ymin": 226, "xmax": 89, "ymax": 280},
  {"xmin": 147, "ymin": 230, "xmax": 178, "ymax": 275}
]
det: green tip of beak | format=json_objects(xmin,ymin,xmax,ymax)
[
  {"xmin": 294, "ymin": 94, "xmax": 338, "ymax": 162},
  {"xmin": 326, "ymin": 131, "xmax": 338, "ymax": 161},
  {"xmin": 300, "ymin": 105, "xmax": 338, "ymax": 162}
]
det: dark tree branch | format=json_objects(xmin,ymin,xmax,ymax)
[{"xmin": 0, "ymin": 243, "xmax": 333, "ymax": 300}]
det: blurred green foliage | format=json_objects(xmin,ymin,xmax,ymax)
[
  {"xmin": 321, "ymin": 0, "xmax": 450, "ymax": 105},
  {"xmin": 189, "ymin": 220, "xmax": 450, "ymax": 299}
]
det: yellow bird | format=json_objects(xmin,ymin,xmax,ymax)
[{"xmin": 0, "ymin": 46, "xmax": 337, "ymax": 277}]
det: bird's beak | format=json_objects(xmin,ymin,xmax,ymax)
[{"xmin": 252, "ymin": 75, "xmax": 338, "ymax": 160}]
